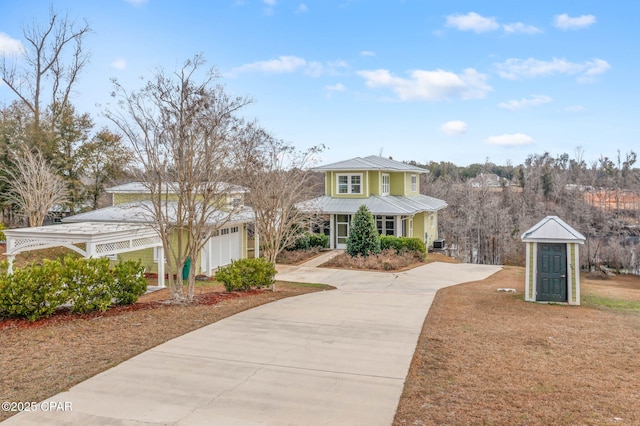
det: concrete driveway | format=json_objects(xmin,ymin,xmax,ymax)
[{"xmin": 3, "ymin": 260, "xmax": 501, "ymax": 426}]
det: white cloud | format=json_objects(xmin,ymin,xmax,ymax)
[
  {"xmin": 325, "ymin": 83, "xmax": 346, "ymax": 92},
  {"xmin": 441, "ymin": 120, "xmax": 468, "ymax": 136},
  {"xmin": 495, "ymin": 57, "xmax": 610, "ymax": 82},
  {"xmin": 111, "ymin": 58, "xmax": 127, "ymax": 70},
  {"xmin": 295, "ymin": 3, "xmax": 308, "ymax": 13},
  {"xmin": 360, "ymin": 51, "xmax": 376, "ymax": 57},
  {"xmin": 357, "ymin": 68, "xmax": 491, "ymax": 101},
  {"xmin": 0, "ymin": 32, "xmax": 24, "ymax": 56},
  {"xmin": 232, "ymin": 56, "xmax": 348, "ymax": 77},
  {"xmin": 503, "ymin": 22, "xmax": 542, "ymax": 34},
  {"xmin": 233, "ymin": 55, "xmax": 306, "ymax": 74},
  {"xmin": 498, "ymin": 95, "xmax": 552, "ymax": 110},
  {"xmin": 485, "ymin": 133, "xmax": 535, "ymax": 146},
  {"xmin": 553, "ymin": 14, "xmax": 596, "ymax": 30},
  {"xmin": 565, "ymin": 105, "xmax": 586, "ymax": 113},
  {"xmin": 446, "ymin": 12, "xmax": 499, "ymax": 33}
]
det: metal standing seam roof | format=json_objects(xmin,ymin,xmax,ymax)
[
  {"xmin": 521, "ymin": 216, "xmax": 586, "ymax": 243},
  {"xmin": 63, "ymin": 201, "xmax": 255, "ymax": 226},
  {"xmin": 106, "ymin": 181, "xmax": 247, "ymax": 194},
  {"xmin": 312, "ymin": 155, "xmax": 428, "ymax": 173},
  {"xmin": 298, "ymin": 195, "xmax": 447, "ymax": 215}
]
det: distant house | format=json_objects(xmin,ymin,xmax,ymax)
[
  {"xmin": 468, "ymin": 173, "xmax": 506, "ymax": 188},
  {"xmin": 299, "ymin": 156, "xmax": 447, "ymax": 249}
]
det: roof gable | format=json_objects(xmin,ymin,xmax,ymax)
[
  {"xmin": 312, "ymin": 155, "xmax": 427, "ymax": 173},
  {"xmin": 521, "ymin": 216, "xmax": 586, "ymax": 243}
]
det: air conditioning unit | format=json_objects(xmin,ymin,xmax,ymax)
[{"xmin": 433, "ymin": 238, "xmax": 445, "ymax": 249}]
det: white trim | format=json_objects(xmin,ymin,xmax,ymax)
[
  {"xmin": 381, "ymin": 173, "xmax": 390, "ymax": 195},
  {"xmin": 336, "ymin": 173, "xmax": 363, "ymax": 195}
]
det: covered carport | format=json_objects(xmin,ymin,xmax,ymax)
[{"xmin": 2, "ymin": 222, "xmax": 166, "ymax": 287}]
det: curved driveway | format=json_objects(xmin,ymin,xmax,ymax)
[{"xmin": 3, "ymin": 261, "xmax": 501, "ymax": 426}]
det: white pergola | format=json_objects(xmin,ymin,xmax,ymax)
[{"xmin": 3, "ymin": 222, "xmax": 166, "ymax": 287}]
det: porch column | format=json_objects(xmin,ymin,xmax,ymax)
[
  {"xmin": 395, "ymin": 216, "xmax": 402, "ymax": 237},
  {"xmin": 329, "ymin": 214, "xmax": 335, "ymax": 249},
  {"xmin": 254, "ymin": 232, "xmax": 260, "ymax": 258},
  {"xmin": 157, "ymin": 245, "xmax": 165, "ymax": 288}
]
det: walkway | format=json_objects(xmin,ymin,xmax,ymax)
[{"xmin": 3, "ymin": 257, "xmax": 501, "ymax": 425}]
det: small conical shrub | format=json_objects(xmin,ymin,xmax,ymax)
[{"xmin": 346, "ymin": 205, "xmax": 381, "ymax": 257}]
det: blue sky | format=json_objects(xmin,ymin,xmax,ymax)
[{"xmin": 1, "ymin": 0, "xmax": 638, "ymax": 167}]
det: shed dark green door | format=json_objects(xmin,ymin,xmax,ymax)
[{"xmin": 536, "ymin": 243, "xmax": 567, "ymax": 302}]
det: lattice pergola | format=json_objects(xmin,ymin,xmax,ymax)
[{"xmin": 3, "ymin": 222, "xmax": 166, "ymax": 287}]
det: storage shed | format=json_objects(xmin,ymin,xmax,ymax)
[{"xmin": 521, "ymin": 216, "xmax": 586, "ymax": 305}]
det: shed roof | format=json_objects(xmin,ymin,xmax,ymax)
[
  {"xmin": 312, "ymin": 155, "xmax": 427, "ymax": 173},
  {"xmin": 521, "ymin": 216, "xmax": 586, "ymax": 243}
]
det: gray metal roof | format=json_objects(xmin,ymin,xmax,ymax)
[
  {"xmin": 298, "ymin": 194, "xmax": 447, "ymax": 215},
  {"xmin": 64, "ymin": 201, "xmax": 254, "ymax": 227},
  {"xmin": 106, "ymin": 181, "xmax": 246, "ymax": 194},
  {"xmin": 312, "ymin": 155, "xmax": 427, "ymax": 173},
  {"xmin": 521, "ymin": 216, "xmax": 586, "ymax": 243}
]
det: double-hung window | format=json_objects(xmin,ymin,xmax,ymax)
[
  {"xmin": 337, "ymin": 174, "xmax": 362, "ymax": 194},
  {"xmin": 410, "ymin": 174, "xmax": 417, "ymax": 192},
  {"xmin": 381, "ymin": 174, "xmax": 390, "ymax": 195}
]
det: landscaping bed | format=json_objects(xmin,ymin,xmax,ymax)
[{"xmin": 394, "ymin": 267, "xmax": 640, "ymax": 425}]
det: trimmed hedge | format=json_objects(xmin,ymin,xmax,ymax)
[
  {"xmin": 287, "ymin": 232, "xmax": 329, "ymax": 251},
  {"xmin": 380, "ymin": 235, "xmax": 427, "ymax": 257},
  {"xmin": 0, "ymin": 256, "xmax": 148, "ymax": 321},
  {"xmin": 215, "ymin": 258, "xmax": 276, "ymax": 292}
]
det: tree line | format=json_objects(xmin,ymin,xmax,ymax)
[{"xmin": 418, "ymin": 149, "xmax": 640, "ymax": 273}]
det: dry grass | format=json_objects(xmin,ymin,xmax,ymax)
[
  {"xmin": 0, "ymin": 280, "xmax": 333, "ymax": 422},
  {"xmin": 394, "ymin": 267, "xmax": 640, "ymax": 425}
]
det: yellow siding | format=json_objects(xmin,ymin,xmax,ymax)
[
  {"xmin": 369, "ymin": 171, "xmax": 380, "ymax": 196},
  {"xmin": 413, "ymin": 212, "xmax": 425, "ymax": 241},
  {"xmin": 389, "ymin": 172, "xmax": 405, "ymax": 195},
  {"xmin": 528, "ymin": 242, "xmax": 535, "ymax": 300},
  {"xmin": 570, "ymin": 243, "xmax": 577, "ymax": 303},
  {"xmin": 328, "ymin": 171, "xmax": 369, "ymax": 199}
]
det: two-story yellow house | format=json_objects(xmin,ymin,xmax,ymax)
[{"xmin": 302, "ymin": 156, "xmax": 447, "ymax": 249}]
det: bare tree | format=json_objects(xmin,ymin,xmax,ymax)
[
  {"xmin": 2, "ymin": 148, "xmax": 67, "ymax": 227},
  {"xmin": 240, "ymin": 134, "xmax": 323, "ymax": 263},
  {"xmin": 105, "ymin": 55, "xmax": 253, "ymax": 302},
  {"xmin": 0, "ymin": 7, "xmax": 91, "ymax": 152}
]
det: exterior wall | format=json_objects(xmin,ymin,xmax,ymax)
[
  {"xmin": 327, "ymin": 171, "xmax": 369, "ymax": 199},
  {"xmin": 525, "ymin": 242, "xmax": 535, "ymax": 301},
  {"xmin": 389, "ymin": 172, "xmax": 405, "ymax": 195},
  {"xmin": 524, "ymin": 241, "xmax": 581, "ymax": 305},
  {"xmin": 368, "ymin": 171, "xmax": 380, "ymax": 196},
  {"xmin": 406, "ymin": 173, "xmax": 420, "ymax": 196},
  {"xmin": 117, "ymin": 247, "xmax": 157, "ymax": 273}
]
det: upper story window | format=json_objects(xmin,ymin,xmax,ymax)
[
  {"xmin": 411, "ymin": 174, "xmax": 417, "ymax": 192},
  {"xmin": 381, "ymin": 174, "xmax": 390, "ymax": 195},
  {"xmin": 337, "ymin": 174, "xmax": 362, "ymax": 194}
]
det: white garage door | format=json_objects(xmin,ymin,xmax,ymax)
[{"xmin": 201, "ymin": 226, "xmax": 242, "ymax": 275}]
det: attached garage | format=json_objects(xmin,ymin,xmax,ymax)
[
  {"xmin": 521, "ymin": 216, "xmax": 586, "ymax": 305},
  {"xmin": 200, "ymin": 225, "xmax": 243, "ymax": 275}
]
